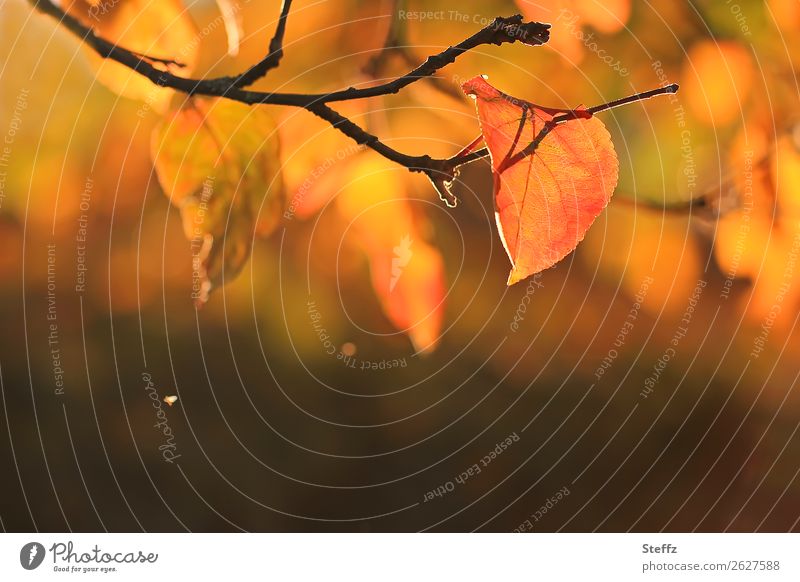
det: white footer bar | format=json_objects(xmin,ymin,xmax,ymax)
[{"xmin": 1, "ymin": 533, "xmax": 797, "ymax": 581}]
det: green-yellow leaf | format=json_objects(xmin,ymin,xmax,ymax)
[{"xmin": 151, "ymin": 97, "xmax": 284, "ymax": 305}]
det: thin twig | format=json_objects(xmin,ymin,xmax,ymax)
[
  {"xmin": 305, "ymin": 102, "xmax": 433, "ymax": 170},
  {"xmin": 454, "ymin": 84, "xmax": 681, "ymax": 169},
  {"xmin": 501, "ymin": 84, "xmax": 680, "ymax": 170},
  {"xmin": 30, "ymin": 1, "xmax": 547, "ymax": 106},
  {"xmin": 292, "ymin": 16, "xmax": 551, "ymax": 104},
  {"xmin": 28, "ymin": 0, "xmax": 548, "ymax": 199},
  {"xmin": 129, "ymin": 50, "xmax": 186, "ymax": 69},
  {"xmin": 363, "ymin": 0, "xmax": 465, "ymax": 101},
  {"xmin": 29, "ymin": 1, "xmax": 686, "ymax": 212},
  {"xmin": 231, "ymin": 0, "xmax": 293, "ymax": 88}
]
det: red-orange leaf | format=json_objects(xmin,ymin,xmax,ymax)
[{"xmin": 462, "ymin": 76, "xmax": 619, "ymax": 285}]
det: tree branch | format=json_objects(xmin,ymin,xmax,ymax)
[
  {"xmin": 30, "ymin": 1, "xmax": 547, "ymax": 105},
  {"xmin": 301, "ymin": 16, "xmax": 550, "ymax": 104},
  {"xmin": 29, "ymin": 1, "xmax": 690, "ymax": 213},
  {"xmin": 230, "ymin": 0, "xmax": 293, "ymax": 88},
  {"xmin": 29, "ymin": 0, "xmax": 552, "ymax": 206},
  {"xmin": 128, "ymin": 50, "xmax": 186, "ymax": 69}
]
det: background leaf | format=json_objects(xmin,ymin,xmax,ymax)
[
  {"xmin": 337, "ymin": 157, "xmax": 446, "ymax": 353},
  {"xmin": 151, "ymin": 97, "xmax": 283, "ymax": 304},
  {"xmin": 215, "ymin": 0, "xmax": 244, "ymax": 57},
  {"xmin": 65, "ymin": 0, "xmax": 199, "ymax": 112}
]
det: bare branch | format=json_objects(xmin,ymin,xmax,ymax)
[
  {"xmin": 299, "ymin": 16, "xmax": 550, "ymax": 104},
  {"xmin": 30, "ymin": 1, "xmax": 546, "ymax": 105},
  {"xmin": 28, "ymin": 0, "xmax": 550, "ymax": 204},
  {"xmin": 231, "ymin": 0, "xmax": 293, "ymax": 88},
  {"xmin": 28, "ymin": 1, "xmax": 689, "ymax": 213}
]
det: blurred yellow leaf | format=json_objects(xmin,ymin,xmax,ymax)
[
  {"xmin": 773, "ymin": 137, "xmax": 800, "ymax": 219},
  {"xmin": 65, "ymin": 0, "xmax": 199, "ymax": 112},
  {"xmin": 515, "ymin": 0, "xmax": 631, "ymax": 63},
  {"xmin": 715, "ymin": 210, "xmax": 771, "ymax": 281},
  {"xmin": 279, "ymin": 113, "xmax": 364, "ymax": 220},
  {"xmin": 151, "ymin": 97, "xmax": 283, "ymax": 304},
  {"xmin": 573, "ymin": 0, "xmax": 631, "ymax": 34},
  {"xmin": 768, "ymin": 0, "xmax": 800, "ymax": 32},
  {"xmin": 582, "ymin": 203, "xmax": 700, "ymax": 315},
  {"xmin": 682, "ymin": 40, "xmax": 753, "ymax": 126}
]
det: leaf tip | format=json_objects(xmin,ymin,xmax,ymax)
[
  {"xmin": 413, "ymin": 342, "xmax": 438, "ymax": 357},
  {"xmin": 460, "ymin": 75, "xmax": 494, "ymax": 100},
  {"xmin": 506, "ymin": 269, "xmax": 525, "ymax": 286}
]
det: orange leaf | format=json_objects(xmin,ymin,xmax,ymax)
[
  {"xmin": 573, "ymin": 0, "xmax": 631, "ymax": 34},
  {"xmin": 368, "ymin": 239, "xmax": 446, "ymax": 355},
  {"xmin": 337, "ymin": 158, "xmax": 446, "ymax": 353},
  {"xmin": 462, "ymin": 76, "xmax": 618, "ymax": 285}
]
